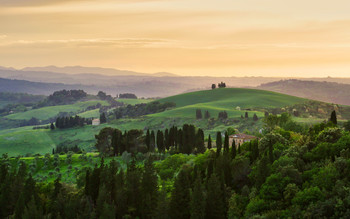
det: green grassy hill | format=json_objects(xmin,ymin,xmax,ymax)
[
  {"xmin": 153, "ymin": 88, "xmax": 306, "ymax": 119},
  {"xmin": 159, "ymin": 88, "xmax": 306, "ymax": 108},
  {"xmin": 5, "ymin": 100, "xmax": 108, "ymax": 121},
  {"xmin": 0, "ymin": 88, "xmax": 333, "ymax": 156}
]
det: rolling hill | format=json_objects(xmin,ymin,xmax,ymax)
[{"xmin": 0, "ymin": 88, "xmax": 317, "ymax": 156}]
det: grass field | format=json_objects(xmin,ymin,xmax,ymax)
[
  {"xmin": 0, "ymin": 88, "xmax": 326, "ymax": 156},
  {"xmin": 117, "ymin": 98, "xmax": 154, "ymax": 105},
  {"xmin": 159, "ymin": 88, "xmax": 306, "ymax": 108},
  {"xmin": 5, "ymin": 100, "xmax": 109, "ymax": 121},
  {"xmin": 78, "ymin": 109, "xmax": 100, "ymax": 118}
]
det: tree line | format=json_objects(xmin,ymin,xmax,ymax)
[{"xmin": 55, "ymin": 116, "xmax": 91, "ymax": 129}]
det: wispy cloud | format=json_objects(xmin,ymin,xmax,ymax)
[{"xmin": 0, "ymin": 38, "xmax": 178, "ymax": 48}]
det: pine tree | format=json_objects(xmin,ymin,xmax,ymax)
[
  {"xmin": 216, "ymin": 132, "xmax": 222, "ymax": 156},
  {"xmin": 208, "ymin": 135, "xmax": 212, "ymax": 149},
  {"xmin": 330, "ymin": 110, "xmax": 337, "ymax": 125},
  {"xmin": 191, "ymin": 176, "xmax": 205, "ymax": 219},
  {"xmin": 224, "ymin": 132, "xmax": 229, "ymax": 155}
]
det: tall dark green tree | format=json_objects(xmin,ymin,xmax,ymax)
[
  {"xmin": 224, "ymin": 132, "xmax": 229, "ymax": 155},
  {"xmin": 156, "ymin": 130, "xmax": 165, "ymax": 153},
  {"xmin": 169, "ymin": 168, "xmax": 191, "ymax": 219},
  {"xmin": 100, "ymin": 112, "xmax": 107, "ymax": 124},
  {"xmin": 216, "ymin": 132, "xmax": 222, "ymax": 156},
  {"xmin": 191, "ymin": 176, "xmax": 205, "ymax": 219},
  {"xmin": 145, "ymin": 129, "xmax": 151, "ymax": 152},
  {"xmin": 141, "ymin": 158, "xmax": 159, "ymax": 219},
  {"xmin": 150, "ymin": 130, "xmax": 156, "ymax": 152},
  {"xmin": 196, "ymin": 129, "xmax": 205, "ymax": 153},
  {"xmin": 196, "ymin": 109, "xmax": 203, "ymax": 119},
  {"xmin": 330, "ymin": 110, "xmax": 337, "ymax": 125},
  {"xmin": 231, "ymin": 140, "xmax": 236, "ymax": 160},
  {"xmin": 208, "ymin": 135, "xmax": 212, "ymax": 149},
  {"xmin": 205, "ymin": 174, "xmax": 226, "ymax": 219}
]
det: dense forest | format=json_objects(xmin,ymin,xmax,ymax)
[{"xmin": 1, "ymin": 112, "xmax": 350, "ymax": 218}]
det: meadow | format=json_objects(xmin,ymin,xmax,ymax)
[{"xmin": 5, "ymin": 100, "xmax": 109, "ymax": 120}]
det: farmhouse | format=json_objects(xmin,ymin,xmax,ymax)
[
  {"xmin": 229, "ymin": 133, "xmax": 257, "ymax": 148},
  {"xmin": 92, "ymin": 118, "xmax": 100, "ymax": 126}
]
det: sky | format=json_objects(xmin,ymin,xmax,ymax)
[{"xmin": 1, "ymin": 0, "xmax": 350, "ymax": 77}]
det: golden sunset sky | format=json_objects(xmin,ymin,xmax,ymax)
[{"xmin": 1, "ymin": 0, "xmax": 350, "ymax": 77}]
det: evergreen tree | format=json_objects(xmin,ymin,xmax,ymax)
[
  {"xmin": 231, "ymin": 140, "xmax": 236, "ymax": 160},
  {"xmin": 245, "ymin": 112, "xmax": 249, "ymax": 119},
  {"xmin": 169, "ymin": 168, "xmax": 191, "ymax": 219},
  {"xmin": 196, "ymin": 129, "xmax": 205, "ymax": 153},
  {"xmin": 50, "ymin": 123, "xmax": 55, "ymax": 130},
  {"xmin": 141, "ymin": 158, "xmax": 159, "ymax": 219},
  {"xmin": 224, "ymin": 132, "xmax": 229, "ymax": 155},
  {"xmin": 208, "ymin": 135, "xmax": 212, "ymax": 149},
  {"xmin": 238, "ymin": 144, "xmax": 241, "ymax": 154},
  {"xmin": 191, "ymin": 176, "xmax": 205, "ymax": 219},
  {"xmin": 196, "ymin": 109, "xmax": 203, "ymax": 119},
  {"xmin": 156, "ymin": 130, "xmax": 165, "ymax": 153},
  {"xmin": 145, "ymin": 129, "xmax": 151, "ymax": 152},
  {"xmin": 253, "ymin": 113, "xmax": 259, "ymax": 121},
  {"xmin": 150, "ymin": 130, "xmax": 156, "ymax": 152},
  {"xmin": 204, "ymin": 110, "xmax": 211, "ymax": 119},
  {"xmin": 126, "ymin": 160, "xmax": 141, "ymax": 217},
  {"xmin": 164, "ymin": 129, "xmax": 170, "ymax": 150},
  {"xmin": 205, "ymin": 174, "xmax": 226, "ymax": 219},
  {"xmin": 155, "ymin": 184, "xmax": 169, "ymax": 219},
  {"xmin": 100, "ymin": 113, "xmax": 107, "ymax": 124},
  {"xmin": 216, "ymin": 132, "xmax": 222, "ymax": 156},
  {"xmin": 330, "ymin": 110, "xmax": 338, "ymax": 125}
]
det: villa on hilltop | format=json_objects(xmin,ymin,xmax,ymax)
[{"xmin": 229, "ymin": 133, "xmax": 257, "ymax": 147}]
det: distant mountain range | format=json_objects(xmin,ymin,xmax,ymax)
[
  {"xmin": 21, "ymin": 66, "xmax": 178, "ymax": 77},
  {"xmin": 0, "ymin": 66, "xmax": 350, "ymax": 103},
  {"xmin": 258, "ymin": 79, "xmax": 350, "ymax": 105}
]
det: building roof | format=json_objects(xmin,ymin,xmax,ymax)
[
  {"xmin": 92, "ymin": 119, "xmax": 100, "ymax": 122},
  {"xmin": 229, "ymin": 133, "xmax": 257, "ymax": 139}
]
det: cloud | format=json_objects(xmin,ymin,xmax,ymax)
[
  {"xmin": 0, "ymin": 35, "xmax": 7, "ymax": 39},
  {"xmin": 0, "ymin": 0, "xmax": 161, "ymax": 7},
  {"xmin": 0, "ymin": 38, "xmax": 178, "ymax": 48}
]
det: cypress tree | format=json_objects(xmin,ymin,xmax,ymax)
[
  {"xmin": 216, "ymin": 132, "xmax": 222, "ymax": 156},
  {"xmin": 156, "ymin": 130, "xmax": 164, "ymax": 153},
  {"xmin": 231, "ymin": 140, "xmax": 236, "ymax": 160},
  {"xmin": 205, "ymin": 174, "xmax": 226, "ymax": 219},
  {"xmin": 150, "ymin": 130, "xmax": 155, "ymax": 152},
  {"xmin": 145, "ymin": 129, "xmax": 151, "ymax": 152},
  {"xmin": 208, "ymin": 134, "xmax": 212, "ymax": 149},
  {"xmin": 164, "ymin": 129, "xmax": 170, "ymax": 150},
  {"xmin": 330, "ymin": 110, "xmax": 337, "ymax": 125},
  {"xmin": 169, "ymin": 168, "xmax": 191, "ymax": 219},
  {"xmin": 224, "ymin": 132, "xmax": 229, "ymax": 155},
  {"xmin": 141, "ymin": 158, "xmax": 159, "ymax": 219},
  {"xmin": 238, "ymin": 144, "xmax": 241, "ymax": 154},
  {"xmin": 196, "ymin": 129, "xmax": 205, "ymax": 153},
  {"xmin": 245, "ymin": 112, "xmax": 249, "ymax": 119},
  {"xmin": 191, "ymin": 176, "xmax": 205, "ymax": 219}
]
